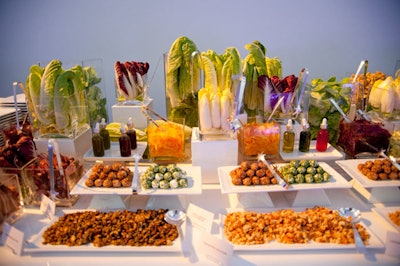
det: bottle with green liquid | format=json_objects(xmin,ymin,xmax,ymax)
[
  {"xmin": 298, "ymin": 118, "xmax": 311, "ymax": 152},
  {"xmin": 282, "ymin": 119, "xmax": 295, "ymax": 153},
  {"xmin": 100, "ymin": 118, "xmax": 111, "ymax": 150}
]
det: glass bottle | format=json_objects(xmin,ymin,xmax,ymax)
[
  {"xmin": 316, "ymin": 118, "xmax": 329, "ymax": 152},
  {"xmin": 282, "ymin": 119, "xmax": 295, "ymax": 153},
  {"xmin": 127, "ymin": 117, "xmax": 137, "ymax": 150},
  {"xmin": 119, "ymin": 123, "xmax": 131, "ymax": 157},
  {"xmin": 92, "ymin": 122, "xmax": 104, "ymax": 157},
  {"xmin": 100, "ymin": 118, "xmax": 111, "ymax": 150},
  {"xmin": 299, "ymin": 118, "xmax": 311, "ymax": 152}
]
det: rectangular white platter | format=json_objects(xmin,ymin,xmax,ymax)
[
  {"xmin": 83, "ymin": 142, "xmax": 147, "ymax": 161},
  {"xmin": 24, "ymin": 209, "xmax": 182, "ymax": 254},
  {"xmin": 336, "ymin": 158, "xmax": 400, "ymax": 188},
  {"xmin": 70, "ymin": 164, "xmax": 202, "ymax": 196},
  {"xmin": 218, "ymin": 162, "xmax": 351, "ymax": 194},
  {"xmin": 220, "ymin": 208, "xmax": 384, "ymax": 251},
  {"xmin": 372, "ymin": 206, "xmax": 400, "ymax": 232}
]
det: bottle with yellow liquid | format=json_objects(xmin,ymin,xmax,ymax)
[{"xmin": 282, "ymin": 119, "xmax": 295, "ymax": 153}]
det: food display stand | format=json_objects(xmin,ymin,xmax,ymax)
[
  {"xmin": 1, "ymin": 43, "xmax": 399, "ymax": 266},
  {"xmin": 1, "ymin": 151, "xmax": 399, "ymax": 265}
]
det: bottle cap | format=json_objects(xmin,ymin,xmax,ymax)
[
  {"xmin": 301, "ymin": 118, "xmax": 309, "ymax": 129},
  {"xmin": 286, "ymin": 119, "xmax": 293, "ymax": 130},
  {"xmin": 100, "ymin": 118, "xmax": 107, "ymax": 126},
  {"xmin": 320, "ymin": 118, "xmax": 328, "ymax": 129},
  {"xmin": 120, "ymin": 123, "xmax": 126, "ymax": 133},
  {"xmin": 94, "ymin": 122, "xmax": 100, "ymax": 134},
  {"xmin": 127, "ymin": 117, "xmax": 134, "ymax": 128}
]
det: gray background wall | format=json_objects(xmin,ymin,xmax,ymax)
[{"xmin": 1, "ymin": 0, "xmax": 399, "ymax": 117}]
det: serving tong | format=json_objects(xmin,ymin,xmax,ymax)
[{"xmin": 141, "ymin": 105, "xmax": 168, "ymax": 127}]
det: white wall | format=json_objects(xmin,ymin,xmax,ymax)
[{"xmin": 1, "ymin": 0, "xmax": 399, "ymax": 117}]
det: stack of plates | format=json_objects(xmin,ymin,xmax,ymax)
[
  {"xmin": 0, "ymin": 93, "xmax": 27, "ymax": 147},
  {"xmin": 0, "ymin": 93, "xmax": 27, "ymax": 112}
]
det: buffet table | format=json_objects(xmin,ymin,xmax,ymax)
[{"xmin": 1, "ymin": 160, "xmax": 399, "ymax": 266}]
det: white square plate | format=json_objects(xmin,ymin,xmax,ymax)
[
  {"xmin": 137, "ymin": 165, "xmax": 202, "ymax": 195},
  {"xmin": 336, "ymin": 159, "xmax": 400, "ymax": 188},
  {"xmin": 372, "ymin": 206, "xmax": 400, "ymax": 232},
  {"xmin": 220, "ymin": 208, "xmax": 384, "ymax": 251},
  {"xmin": 24, "ymin": 209, "xmax": 182, "ymax": 253},
  {"xmin": 218, "ymin": 162, "xmax": 351, "ymax": 194},
  {"xmin": 71, "ymin": 164, "xmax": 202, "ymax": 195}
]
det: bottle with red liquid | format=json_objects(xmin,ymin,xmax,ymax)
[
  {"xmin": 316, "ymin": 118, "xmax": 329, "ymax": 152},
  {"xmin": 127, "ymin": 117, "xmax": 137, "ymax": 150},
  {"xmin": 119, "ymin": 123, "xmax": 131, "ymax": 157}
]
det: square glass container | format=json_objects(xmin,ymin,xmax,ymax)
[
  {"xmin": 21, "ymin": 156, "xmax": 83, "ymax": 207},
  {"xmin": 28, "ymin": 90, "xmax": 90, "ymax": 139},
  {"xmin": 238, "ymin": 116, "xmax": 281, "ymax": 162},
  {"xmin": 0, "ymin": 174, "xmax": 24, "ymax": 232},
  {"xmin": 147, "ymin": 118, "xmax": 186, "ymax": 163}
]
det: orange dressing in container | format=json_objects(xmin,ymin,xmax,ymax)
[{"xmin": 240, "ymin": 121, "xmax": 281, "ymax": 157}]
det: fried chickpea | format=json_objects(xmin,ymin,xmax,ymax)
[
  {"xmin": 364, "ymin": 161, "xmax": 373, "ymax": 168},
  {"xmin": 85, "ymin": 179, "xmax": 94, "ymax": 187},
  {"xmin": 121, "ymin": 178, "xmax": 131, "ymax": 187},
  {"xmin": 367, "ymin": 172, "xmax": 378, "ymax": 180},
  {"xmin": 117, "ymin": 170, "xmax": 128, "ymax": 180},
  {"xmin": 389, "ymin": 172, "xmax": 399, "ymax": 180},
  {"xmin": 99, "ymin": 171, "xmax": 107, "ymax": 179},
  {"xmin": 112, "ymin": 163, "xmax": 122, "ymax": 172},
  {"xmin": 361, "ymin": 168, "xmax": 369, "ymax": 176},
  {"xmin": 242, "ymin": 178, "xmax": 252, "ymax": 186},
  {"xmin": 103, "ymin": 165, "xmax": 113, "ymax": 173},
  {"xmin": 108, "ymin": 171, "xmax": 117, "ymax": 180},
  {"xmin": 256, "ymin": 169, "xmax": 266, "ymax": 177},
  {"xmin": 232, "ymin": 177, "xmax": 242, "ymax": 185},
  {"xmin": 371, "ymin": 165, "xmax": 381, "ymax": 173},
  {"xmin": 382, "ymin": 165, "xmax": 391, "ymax": 174},
  {"xmin": 265, "ymin": 170, "xmax": 273, "ymax": 178},
  {"xmin": 94, "ymin": 179, "xmax": 103, "ymax": 187},
  {"xmin": 250, "ymin": 162, "xmax": 259, "ymax": 171},
  {"xmin": 260, "ymin": 177, "xmax": 270, "ymax": 185},
  {"xmin": 89, "ymin": 172, "xmax": 99, "ymax": 180},
  {"xmin": 112, "ymin": 179, "xmax": 121, "ymax": 188},
  {"xmin": 92, "ymin": 163, "xmax": 103, "ymax": 172},
  {"xmin": 240, "ymin": 161, "xmax": 250, "ymax": 171},
  {"xmin": 103, "ymin": 179, "xmax": 113, "ymax": 187},
  {"xmin": 251, "ymin": 176, "xmax": 260, "ymax": 185},
  {"xmin": 378, "ymin": 173, "xmax": 388, "ymax": 180},
  {"xmin": 246, "ymin": 169, "xmax": 255, "ymax": 177}
]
